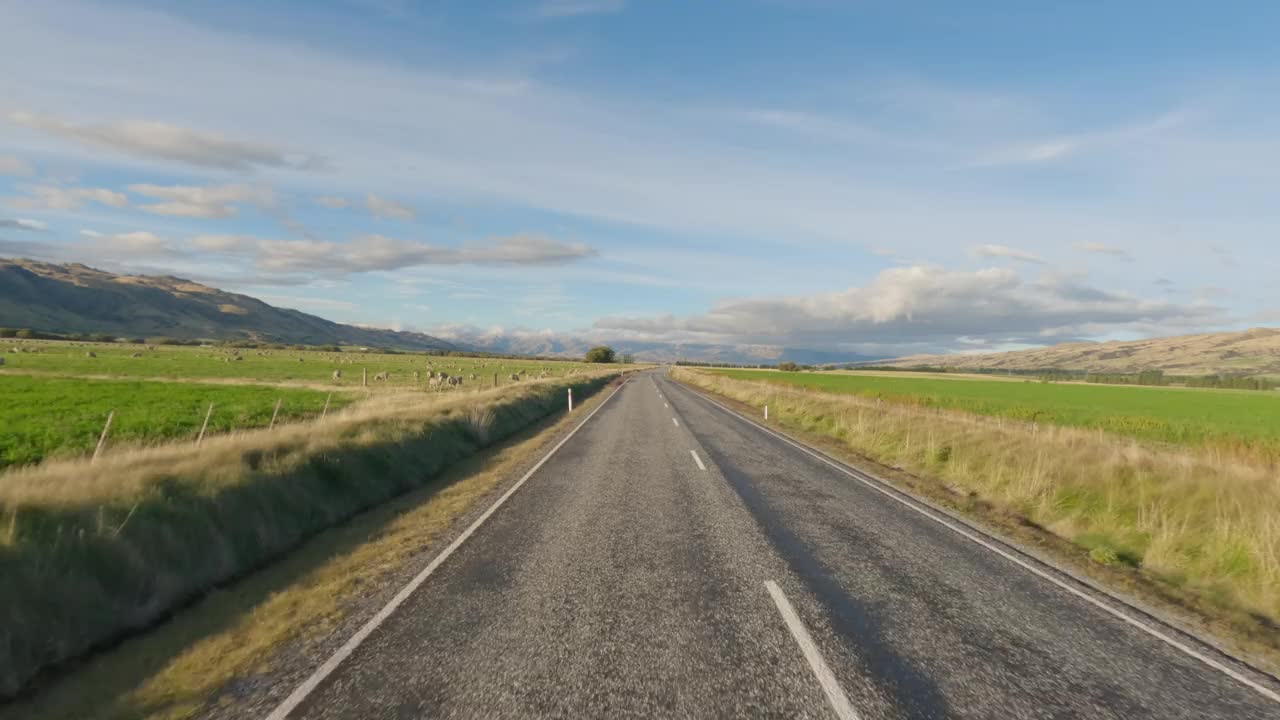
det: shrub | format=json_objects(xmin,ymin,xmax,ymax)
[{"xmin": 585, "ymin": 346, "xmax": 616, "ymax": 363}]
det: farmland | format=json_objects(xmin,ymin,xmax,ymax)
[
  {"xmin": 710, "ymin": 368, "xmax": 1280, "ymax": 451},
  {"xmin": 0, "ymin": 339, "xmax": 594, "ymax": 388},
  {"xmin": 0, "ymin": 339, "xmax": 604, "ymax": 471},
  {"xmin": 0, "ymin": 376, "xmax": 345, "ymax": 469}
]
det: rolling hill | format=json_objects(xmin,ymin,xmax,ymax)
[
  {"xmin": 877, "ymin": 328, "xmax": 1280, "ymax": 376},
  {"xmin": 0, "ymin": 259, "xmax": 457, "ymax": 351}
]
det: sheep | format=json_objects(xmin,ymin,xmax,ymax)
[
  {"xmin": 85, "ymin": 351, "xmax": 97, "ymax": 358},
  {"xmin": 131, "ymin": 352, "xmax": 143, "ymax": 358},
  {"xmin": 413, "ymin": 370, "xmax": 420, "ymax": 382},
  {"xmin": 373, "ymin": 371, "xmax": 389, "ymax": 382},
  {"xmin": 448, "ymin": 375, "xmax": 462, "ymax": 386},
  {"xmin": 332, "ymin": 370, "xmax": 343, "ymax": 381},
  {"xmin": 509, "ymin": 373, "xmax": 521, "ymax": 381}
]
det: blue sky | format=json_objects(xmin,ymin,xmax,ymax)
[{"xmin": 1, "ymin": 0, "xmax": 1277, "ymax": 356}]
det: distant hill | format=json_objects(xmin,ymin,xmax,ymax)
[
  {"xmin": 433, "ymin": 327, "xmax": 883, "ymax": 366},
  {"xmin": 0, "ymin": 259, "xmax": 457, "ymax": 351},
  {"xmin": 877, "ymin": 328, "xmax": 1280, "ymax": 376}
]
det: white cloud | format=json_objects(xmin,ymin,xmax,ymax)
[
  {"xmin": 592, "ymin": 265, "xmax": 1221, "ymax": 354},
  {"xmin": 7, "ymin": 109, "xmax": 326, "ymax": 172},
  {"xmin": 256, "ymin": 233, "xmax": 595, "ymax": 274},
  {"xmin": 0, "ymin": 218, "xmax": 47, "ymax": 231},
  {"xmin": 970, "ymin": 244, "xmax": 1044, "ymax": 264},
  {"xmin": 1074, "ymin": 241, "xmax": 1134, "ymax": 261},
  {"xmin": 82, "ymin": 230, "xmax": 175, "ymax": 256},
  {"xmin": 534, "ymin": 0, "xmax": 626, "ymax": 17},
  {"xmin": 314, "ymin": 195, "xmax": 349, "ymax": 209},
  {"xmin": 0, "ymin": 155, "xmax": 34, "ymax": 176},
  {"xmin": 189, "ymin": 234, "xmax": 251, "ymax": 252},
  {"xmin": 128, "ymin": 183, "xmax": 273, "ymax": 218},
  {"xmin": 366, "ymin": 194, "xmax": 415, "ymax": 220},
  {"xmin": 9, "ymin": 185, "xmax": 128, "ymax": 210}
]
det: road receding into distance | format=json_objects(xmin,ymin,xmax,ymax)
[{"xmin": 264, "ymin": 370, "xmax": 1280, "ymax": 719}]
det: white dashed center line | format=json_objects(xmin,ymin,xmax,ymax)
[
  {"xmin": 690, "ymin": 450, "xmax": 706, "ymax": 470},
  {"xmin": 765, "ymin": 581, "xmax": 860, "ymax": 720},
  {"xmin": 672, "ymin": 417, "xmax": 679, "ymax": 427}
]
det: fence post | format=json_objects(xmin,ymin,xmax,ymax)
[
  {"xmin": 269, "ymin": 398, "xmax": 283, "ymax": 430},
  {"xmin": 764, "ymin": 405, "xmax": 768, "ymax": 420},
  {"xmin": 362, "ymin": 368, "xmax": 367, "ymax": 387},
  {"xmin": 494, "ymin": 373, "xmax": 498, "ymax": 387},
  {"xmin": 196, "ymin": 403, "xmax": 215, "ymax": 446},
  {"xmin": 92, "ymin": 410, "xmax": 114, "ymax": 464},
  {"xmin": 321, "ymin": 393, "xmax": 332, "ymax": 419}
]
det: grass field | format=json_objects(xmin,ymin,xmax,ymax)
[
  {"xmin": 2, "ymin": 339, "xmax": 594, "ymax": 388},
  {"xmin": 0, "ymin": 376, "xmax": 347, "ymax": 469},
  {"xmin": 711, "ymin": 369, "xmax": 1280, "ymax": 451}
]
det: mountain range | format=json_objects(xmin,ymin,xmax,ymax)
[{"xmin": 0, "ymin": 259, "xmax": 457, "ymax": 351}]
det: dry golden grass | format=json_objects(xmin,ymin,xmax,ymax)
[
  {"xmin": 674, "ymin": 368, "xmax": 1280, "ymax": 627},
  {"xmin": 0, "ymin": 371, "xmax": 620, "ymax": 698},
  {"xmin": 0, "ymin": 379, "xmax": 618, "ymax": 720}
]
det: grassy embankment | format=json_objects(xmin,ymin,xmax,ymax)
[
  {"xmin": 676, "ymin": 368, "xmax": 1280, "ymax": 644},
  {"xmin": 0, "ymin": 376, "xmax": 349, "ymax": 469},
  {"xmin": 0, "ymin": 370, "xmax": 620, "ymax": 699}
]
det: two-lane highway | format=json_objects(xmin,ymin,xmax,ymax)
[{"xmin": 266, "ymin": 371, "xmax": 1280, "ymax": 719}]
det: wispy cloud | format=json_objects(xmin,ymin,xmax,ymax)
[
  {"xmin": 0, "ymin": 218, "xmax": 47, "ymax": 232},
  {"xmin": 128, "ymin": 183, "xmax": 274, "ymax": 218},
  {"xmin": 970, "ymin": 244, "xmax": 1044, "ymax": 264},
  {"xmin": 7, "ymin": 109, "xmax": 327, "ymax": 172},
  {"xmin": 1074, "ymin": 241, "xmax": 1134, "ymax": 261},
  {"xmin": 9, "ymin": 185, "xmax": 128, "ymax": 211},
  {"xmin": 0, "ymin": 155, "xmax": 33, "ymax": 177},
  {"xmin": 533, "ymin": 0, "xmax": 626, "ymax": 18},
  {"xmin": 366, "ymin": 194, "xmax": 415, "ymax": 220}
]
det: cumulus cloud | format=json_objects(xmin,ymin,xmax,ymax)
[
  {"xmin": 0, "ymin": 218, "xmax": 47, "ymax": 231},
  {"xmin": 970, "ymin": 244, "xmax": 1044, "ymax": 264},
  {"xmin": 1074, "ymin": 241, "xmax": 1134, "ymax": 260},
  {"xmin": 534, "ymin": 0, "xmax": 627, "ymax": 17},
  {"xmin": 591, "ymin": 265, "xmax": 1221, "ymax": 354},
  {"xmin": 128, "ymin": 183, "xmax": 273, "ymax": 218},
  {"xmin": 365, "ymin": 194, "xmax": 415, "ymax": 220},
  {"xmin": 9, "ymin": 185, "xmax": 129, "ymax": 211},
  {"xmin": 255, "ymin": 233, "xmax": 595, "ymax": 274},
  {"xmin": 7, "ymin": 110, "xmax": 326, "ymax": 172},
  {"xmin": 0, "ymin": 155, "xmax": 33, "ymax": 176}
]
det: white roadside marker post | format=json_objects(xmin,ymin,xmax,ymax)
[
  {"xmin": 92, "ymin": 410, "xmax": 114, "ymax": 464},
  {"xmin": 764, "ymin": 405, "xmax": 769, "ymax": 420},
  {"xmin": 568, "ymin": 388, "xmax": 574, "ymax": 412},
  {"xmin": 196, "ymin": 403, "xmax": 215, "ymax": 447}
]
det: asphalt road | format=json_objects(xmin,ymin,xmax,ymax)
[{"xmin": 270, "ymin": 371, "xmax": 1280, "ymax": 719}]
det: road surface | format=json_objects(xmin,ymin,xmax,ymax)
[{"xmin": 268, "ymin": 371, "xmax": 1280, "ymax": 719}]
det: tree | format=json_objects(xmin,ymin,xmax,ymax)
[
  {"xmin": 620, "ymin": 353, "xmax": 635, "ymax": 364},
  {"xmin": 777, "ymin": 361, "xmax": 799, "ymax": 371},
  {"xmin": 584, "ymin": 345, "xmax": 616, "ymax": 363}
]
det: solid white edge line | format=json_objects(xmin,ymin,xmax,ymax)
[
  {"xmin": 690, "ymin": 449, "xmax": 706, "ymax": 471},
  {"xmin": 263, "ymin": 377, "xmax": 630, "ymax": 720},
  {"xmin": 765, "ymin": 581, "xmax": 860, "ymax": 720},
  {"xmin": 681, "ymin": 383, "xmax": 1280, "ymax": 706}
]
